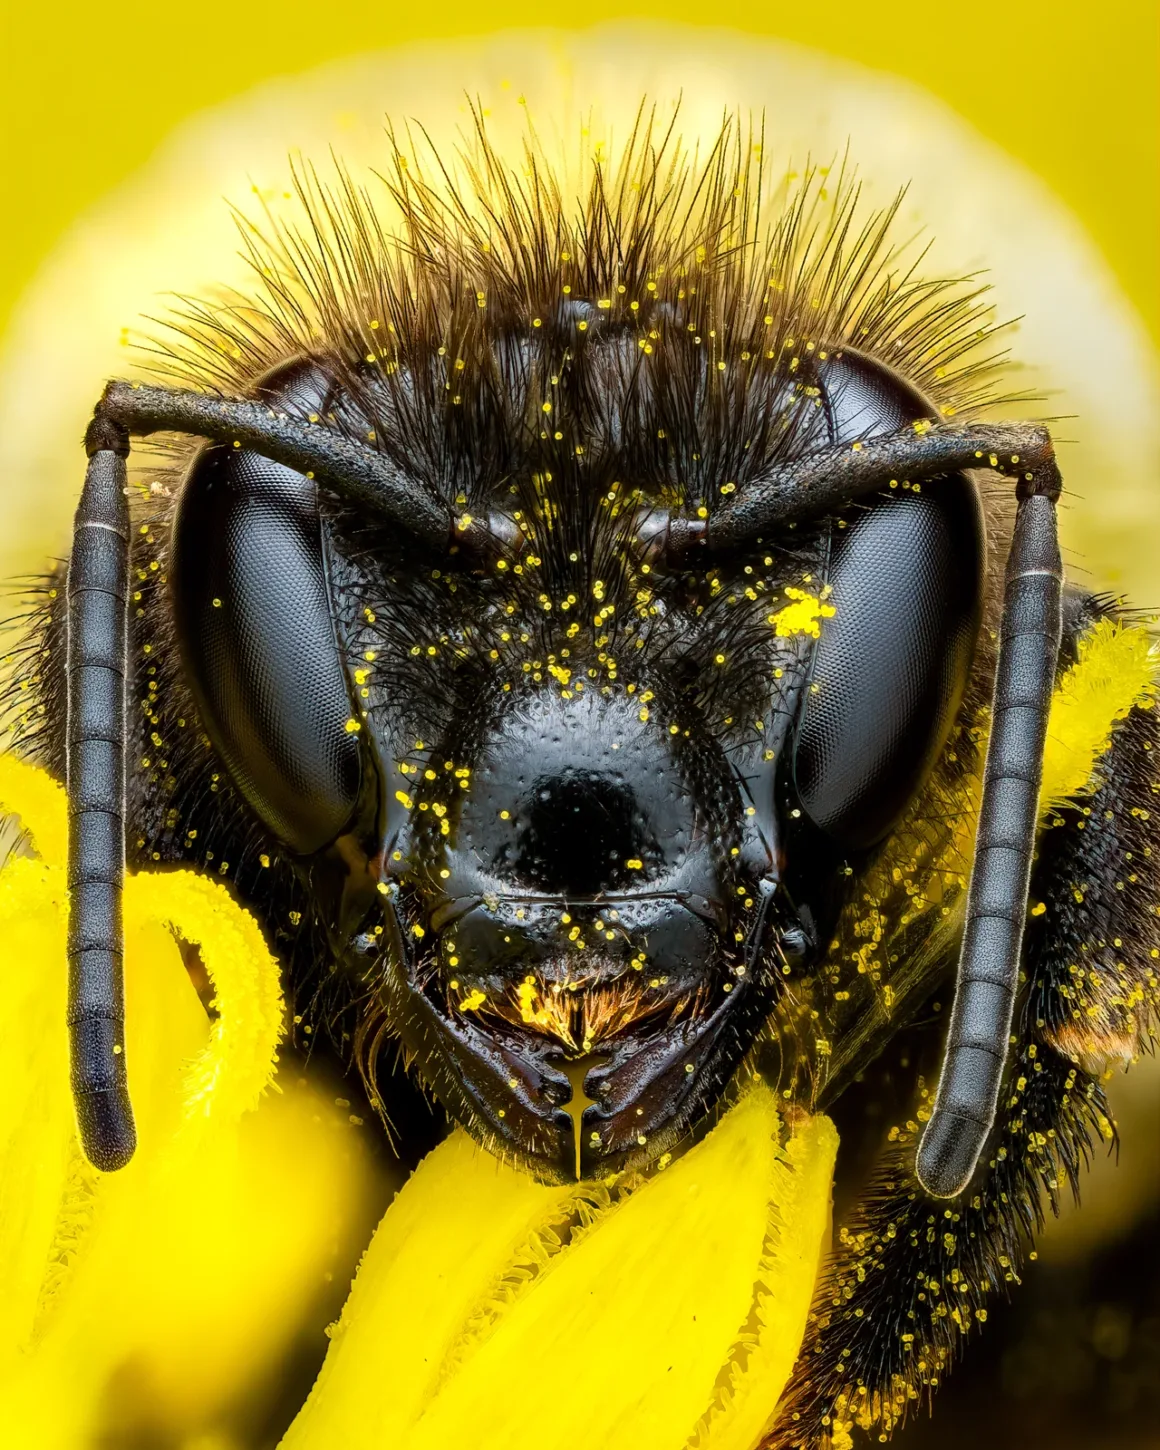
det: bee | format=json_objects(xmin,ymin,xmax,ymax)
[{"xmin": 7, "ymin": 109, "xmax": 1158, "ymax": 1445}]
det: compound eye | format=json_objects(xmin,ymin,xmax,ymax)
[
  {"xmin": 170, "ymin": 360, "xmax": 362, "ymax": 855},
  {"xmin": 792, "ymin": 349, "xmax": 984, "ymax": 850}
]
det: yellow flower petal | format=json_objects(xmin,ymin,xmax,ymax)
[
  {"xmin": 281, "ymin": 1089, "xmax": 837, "ymax": 1449},
  {"xmin": 0, "ymin": 758, "xmax": 384, "ymax": 1445}
]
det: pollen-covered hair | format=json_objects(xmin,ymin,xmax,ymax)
[{"xmin": 148, "ymin": 103, "xmax": 1010, "ymax": 441}]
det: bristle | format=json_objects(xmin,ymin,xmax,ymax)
[
  {"xmin": 148, "ymin": 105, "xmax": 1009, "ymax": 427},
  {"xmin": 771, "ymin": 1042, "xmax": 1111, "ymax": 1447}
]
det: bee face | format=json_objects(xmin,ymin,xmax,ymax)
[
  {"xmin": 164, "ymin": 313, "xmax": 984, "ymax": 1180},
  {"xmin": 389, "ymin": 683, "xmax": 757, "ymax": 1179}
]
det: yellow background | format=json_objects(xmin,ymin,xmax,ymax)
[{"xmin": 1, "ymin": 0, "xmax": 1157, "ymax": 347}]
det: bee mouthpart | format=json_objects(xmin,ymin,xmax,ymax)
[{"xmin": 446, "ymin": 965, "xmax": 710, "ymax": 1056}]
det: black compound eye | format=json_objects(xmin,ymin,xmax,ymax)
[
  {"xmin": 792, "ymin": 349, "xmax": 984, "ymax": 850},
  {"xmin": 170, "ymin": 361, "xmax": 362, "ymax": 855}
]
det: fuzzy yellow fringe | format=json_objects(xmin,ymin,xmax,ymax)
[{"xmin": 1040, "ymin": 617, "xmax": 1157, "ymax": 811}]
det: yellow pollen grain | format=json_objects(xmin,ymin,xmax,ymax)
[{"xmin": 767, "ymin": 587, "xmax": 836, "ymax": 640}]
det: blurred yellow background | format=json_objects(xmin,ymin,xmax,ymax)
[{"xmin": 1, "ymin": 0, "xmax": 1157, "ymax": 345}]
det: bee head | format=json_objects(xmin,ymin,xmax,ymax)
[{"xmin": 160, "ymin": 324, "xmax": 981, "ymax": 1180}]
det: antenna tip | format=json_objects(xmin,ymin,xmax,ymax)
[
  {"xmin": 916, "ymin": 1109, "xmax": 984, "ymax": 1199},
  {"xmin": 75, "ymin": 1087, "xmax": 138, "ymax": 1173}
]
